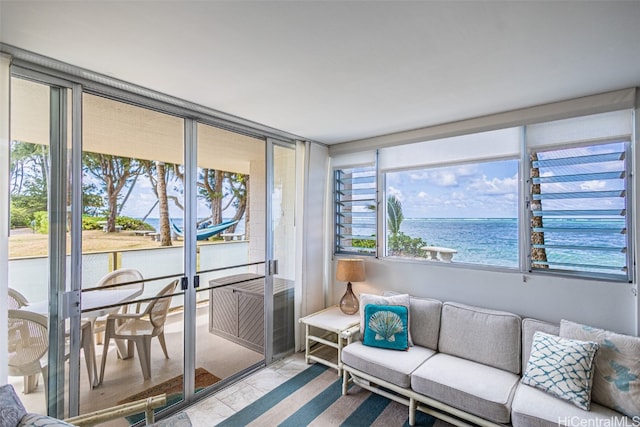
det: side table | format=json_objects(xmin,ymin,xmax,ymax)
[{"xmin": 299, "ymin": 306, "xmax": 360, "ymax": 376}]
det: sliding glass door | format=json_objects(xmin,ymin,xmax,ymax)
[{"xmin": 6, "ymin": 66, "xmax": 298, "ymax": 424}]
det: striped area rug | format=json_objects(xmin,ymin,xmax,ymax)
[{"xmin": 216, "ymin": 364, "xmax": 448, "ymax": 427}]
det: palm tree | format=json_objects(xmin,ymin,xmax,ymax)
[
  {"xmin": 530, "ymin": 153, "xmax": 548, "ymax": 268},
  {"xmin": 387, "ymin": 195, "xmax": 403, "ymax": 235}
]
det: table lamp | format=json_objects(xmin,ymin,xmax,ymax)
[{"xmin": 336, "ymin": 259, "xmax": 365, "ymax": 315}]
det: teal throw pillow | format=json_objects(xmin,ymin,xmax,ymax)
[
  {"xmin": 363, "ymin": 304, "xmax": 409, "ymax": 351},
  {"xmin": 522, "ymin": 331, "xmax": 598, "ymax": 410}
]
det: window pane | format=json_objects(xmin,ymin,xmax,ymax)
[
  {"xmin": 335, "ymin": 165, "xmax": 376, "ymax": 255},
  {"xmin": 529, "ymin": 142, "xmax": 629, "ymax": 280},
  {"xmin": 385, "ymin": 159, "xmax": 519, "ymax": 267}
]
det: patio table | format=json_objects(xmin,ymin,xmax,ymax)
[{"xmin": 21, "ymin": 287, "xmax": 144, "ymax": 387}]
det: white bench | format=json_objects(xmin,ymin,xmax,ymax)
[
  {"xmin": 102, "ymin": 225, "xmax": 123, "ymax": 233},
  {"xmin": 220, "ymin": 233, "xmax": 244, "ymax": 241},
  {"xmin": 420, "ymin": 246, "xmax": 457, "ymax": 262},
  {"xmin": 133, "ymin": 230, "xmax": 154, "ymax": 236}
]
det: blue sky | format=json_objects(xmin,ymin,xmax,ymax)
[
  {"xmin": 386, "ymin": 159, "xmax": 520, "ymax": 219},
  {"xmin": 385, "ymin": 142, "xmax": 625, "ymax": 219}
]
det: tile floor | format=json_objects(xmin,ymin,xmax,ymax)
[{"xmin": 185, "ymin": 351, "xmax": 316, "ymax": 426}]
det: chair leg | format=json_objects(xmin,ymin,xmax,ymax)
[
  {"xmin": 81, "ymin": 323, "xmax": 97, "ymax": 388},
  {"xmin": 99, "ymin": 328, "xmax": 113, "ymax": 385},
  {"xmin": 134, "ymin": 336, "xmax": 153, "ymax": 380},
  {"xmin": 23, "ymin": 374, "xmax": 38, "ymax": 394},
  {"xmin": 158, "ymin": 332, "xmax": 169, "ymax": 359},
  {"xmin": 115, "ymin": 338, "xmax": 130, "ymax": 360}
]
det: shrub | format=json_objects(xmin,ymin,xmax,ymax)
[
  {"xmin": 9, "ymin": 203, "xmax": 31, "ymax": 228},
  {"xmin": 82, "ymin": 216, "xmax": 154, "ymax": 231},
  {"xmin": 116, "ymin": 216, "xmax": 154, "ymax": 231},
  {"xmin": 33, "ymin": 211, "xmax": 49, "ymax": 234},
  {"xmin": 388, "ymin": 232, "xmax": 428, "ymax": 257}
]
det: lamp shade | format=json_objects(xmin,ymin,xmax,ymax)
[{"xmin": 336, "ymin": 259, "xmax": 366, "ymax": 282}]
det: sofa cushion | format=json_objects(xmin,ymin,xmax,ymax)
[
  {"xmin": 407, "ymin": 296, "xmax": 442, "ymax": 350},
  {"xmin": 342, "ymin": 341, "xmax": 435, "ymax": 388},
  {"xmin": 521, "ymin": 318, "xmax": 559, "ymax": 374},
  {"xmin": 363, "ymin": 304, "xmax": 409, "ymax": 351},
  {"xmin": 438, "ymin": 302, "xmax": 522, "ymax": 374},
  {"xmin": 512, "ymin": 383, "xmax": 635, "ymax": 427},
  {"xmin": 18, "ymin": 414, "xmax": 75, "ymax": 427},
  {"xmin": 0, "ymin": 384, "xmax": 27, "ymax": 427},
  {"xmin": 411, "ymin": 353, "xmax": 520, "ymax": 424},
  {"xmin": 560, "ymin": 319, "xmax": 640, "ymax": 418},
  {"xmin": 360, "ymin": 293, "xmax": 412, "ymax": 345},
  {"xmin": 522, "ymin": 331, "xmax": 598, "ymax": 410}
]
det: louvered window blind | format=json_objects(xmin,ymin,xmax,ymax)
[
  {"xmin": 335, "ymin": 165, "xmax": 377, "ymax": 255},
  {"xmin": 529, "ymin": 141, "xmax": 630, "ymax": 281}
]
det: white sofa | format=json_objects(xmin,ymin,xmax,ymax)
[{"xmin": 341, "ymin": 296, "xmax": 637, "ymax": 426}]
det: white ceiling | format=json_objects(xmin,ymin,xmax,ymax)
[{"xmin": 2, "ymin": 1, "xmax": 640, "ymax": 145}]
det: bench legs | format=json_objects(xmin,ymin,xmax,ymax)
[{"xmin": 342, "ymin": 369, "xmax": 350, "ymax": 395}]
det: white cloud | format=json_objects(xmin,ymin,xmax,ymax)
[
  {"xmin": 580, "ymin": 180, "xmax": 607, "ymax": 191},
  {"xmin": 467, "ymin": 173, "xmax": 518, "ymax": 195},
  {"xmin": 432, "ymin": 171, "xmax": 458, "ymax": 187},
  {"xmin": 387, "ymin": 186, "xmax": 404, "ymax": 201},
  {"xmin": 417, "ymin": 191, "xmax": 427, "ymax": 198}
]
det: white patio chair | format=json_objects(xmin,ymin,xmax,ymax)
[{"xmin": 99, "ymin": 279, "xmax": 178, "ymax": 382}]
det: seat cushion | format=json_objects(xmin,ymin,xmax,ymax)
[
  {"xmin": 512, "ymin": 384, "xmax": 634, "ymax": 427},
  {"xmin": 521, "ymin": 318, "xmax": 559, "ymax": 374},
  {"xmin": 342, "ymin": 341, "xmax": 435, "ymax": 388},
  {"xmin": 411, "ymin": 353, "xmax": 520, "ymax": 424},
  {"xmin": 438, "ymin": 302, "xmax": 522, "ymax": 374},
  {"xmin": 407, "ymin": 296, "xmax": 442, "ymax": 350}
]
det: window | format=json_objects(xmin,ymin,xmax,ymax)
[
  {"xmin": 529, "ymin": 142, "xmax": 630, "ymax": 281},
  {"xmin": 385, "ymin": 159, "xmax": 519, "ymax": 267},
  {"xmin": 332, "ymin": 109, "xmax": 634, "ymax": 282},
  {"xmin": 335, "ymin": 165, "xmax": 376, "ymax": 255}
]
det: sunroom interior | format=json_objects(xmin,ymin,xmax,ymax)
[{"xmin": 1, "ymin": 1, "xmax": 640, "ymax": 425}]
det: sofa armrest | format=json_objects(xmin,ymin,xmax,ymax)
[{"xmin": 64, "ymin": 394, "xmax": 167, "ymax": 426}]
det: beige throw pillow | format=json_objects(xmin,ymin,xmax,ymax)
[{"xmin": 560, "ymin": 319, "xmax": 640, "ymax": 418}]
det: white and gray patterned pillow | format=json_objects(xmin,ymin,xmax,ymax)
[
  {"xmin": 0, "ymin": 384, "xmax": 27, "ymax": 427},
  {"xmin": 561, "ymin": 319, "xmax": 640, "ymax": 417},
  {"xmin": 17, "ymin": 413, "xmax": 76, "ymax": 427},
  {"xmin": 522, "ymin": 331, "xmax": 599, "ymax": 410}
]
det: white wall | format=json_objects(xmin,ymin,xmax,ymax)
[{"xmin": 333, "ymin": 257, "xmax": 636, "ymax": 335}]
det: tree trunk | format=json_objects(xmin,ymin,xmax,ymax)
[
  {"xmin": 156, "ymin": 162, "xmax": 172, "ymax": 246},
  {"xmin": 211, "ymin": 170, "xmax": 224, "ymax": 225},
  {"xmin": 530, "ymin": 153, "xmax": 548, "ymax": 268}
]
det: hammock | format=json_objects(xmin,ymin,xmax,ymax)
[{"xmin": 170, "ymin": 219, "xmax": 238, "ymax": 241}]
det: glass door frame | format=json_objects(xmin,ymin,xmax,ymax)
[
  {"xmin": 9, "ymin": 66, "xmax": 83, "ymax": 419},
  {"xmin": 8, "ymin": 57, "xmax": 301, "ymax": 419}
]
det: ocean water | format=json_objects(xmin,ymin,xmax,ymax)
[{"xmin": 398, "ymin": 218, "xmax": 627, "ymax": 272}]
